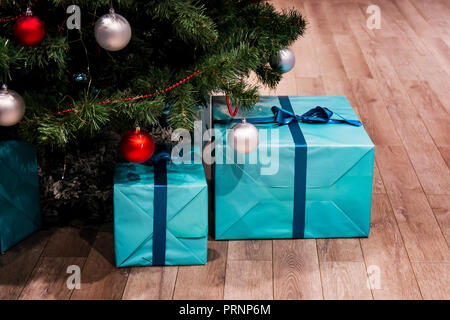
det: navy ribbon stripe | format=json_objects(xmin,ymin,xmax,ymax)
[
  {"xmin": 152, "ymin": 158, "xmax": 168, "ymax": 266},
  {"xmin": 147, "ymin": 149, "xmax": 195, "ymax": 266},
  {"xmin": 279, "ymin": 97, "xmax": 307, "ymax": 239}
]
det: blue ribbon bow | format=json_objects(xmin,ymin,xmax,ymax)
[
  {"xmin": 214, "ymin": 106, "xmax": 362, "ymax": 127},
  {"xmin": 273, "ymin": 106, "xmax": 362, "ymax": 127}
]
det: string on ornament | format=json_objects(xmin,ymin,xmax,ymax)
[{"xmin": 226, "ymin": 93, "xmax": 240, "ymax": 118}]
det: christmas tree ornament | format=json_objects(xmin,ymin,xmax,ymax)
[
  {"xmin": 270, "ymin": 48, "xmax": 296, "ymax": 73},
  {"xmin": 227, "ymin": 119, "xmax": 259, "ymax": 154},
  {"xmin": 14, "ymin": 8, "xmax": 46, "ymax": 46},
  {"xmin": 0, "ymin": 84, "xmax": 26, "ymax": 127},
  {"xmin": 120, "ymin": 128, "xmax": 155, "ymax": 163},
  {"xmin": 95, "ymin": 8, "xmax": 132, "ymax": 52}
]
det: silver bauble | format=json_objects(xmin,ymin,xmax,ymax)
[
  {"xmin": 227, "ymin": 119, "xmax": 259, "ymax": 154},
  {"xmin": 94, "ymin": 8, "xmax": 132, "ymax": 52},
  {"xmin": 0, "ymin": 84, "xmax": 25, "ymax": 127},
  {"xmin": 270, "ymin": 48, "xmax": 296, "ymax": 73}
]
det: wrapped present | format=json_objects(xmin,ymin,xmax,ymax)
[
  {"xmin": 0, "ymin": 140, "xmax": 41, "ymax": 252},
  {"xmin": 114, "ymin": 152, "xmax": 208, "ymax": 267},
  {"xmin": 210, "ymin": 96, "xmax": 374, "ymax": 240}
]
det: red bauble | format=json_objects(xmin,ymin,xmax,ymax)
[
  {"xmin": 120, "ymin": 128, "xmax": 155, "ymax": 163},
  {"xmin": 14, "ymin": 14, "xmax": 46, "ymax": 46}
]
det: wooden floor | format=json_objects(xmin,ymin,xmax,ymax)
[{"xmin": 1, "ymin": 0, "xmax": 449, "ymax": 300}]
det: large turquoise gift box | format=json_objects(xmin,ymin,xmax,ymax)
[
  {"xmin": 114, "ymin": 153, "xmax": 208, "ymax": 267},
  {"xmin": 211, "ymin": 96, "xmax": 374, "ymax": 240},
  {"xmin": 0, "ymin": 140, "xmax": 41, "ymax": 252}
]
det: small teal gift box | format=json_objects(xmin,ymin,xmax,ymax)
[
  {"xmin": 0, "ymin": 140, "xmax": 41, "ymax": 252},
  {"xmin": 114, "ymin": 152, "xmax": 208, "ymax": 267},
  {"xmin": 211, "ymin": 96, "xmax": 374, "ymax": 240}
]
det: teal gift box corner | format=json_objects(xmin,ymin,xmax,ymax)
[
  {"xmin": 0, "ymin": 140, "xmax": 41, "ymax": 253},
  {"xmin": 114, "ymin": 159, "xmax": 208, "ymax": 267},
  {"xmin": 211, "ymin": 96, "xmax": 375, "ymax": 240}
]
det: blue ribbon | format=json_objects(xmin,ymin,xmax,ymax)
[
  {"xmin": 278, "ymin": 97, "xmax": 307, "ymax": 239},
  {"xmin": 214, "ymin": 105, "xmax": 362, "ymax": 127},
  {"xmin": 145, "ymin": 151, "xmax": 171, "ymax": 266}
]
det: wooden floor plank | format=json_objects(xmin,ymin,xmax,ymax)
[
  {"xmin": 19, "ymin": 257, "xmax": 85, "ymax": 300},
  {"xmin": 350, "ymin": 78, "xmax": 403, "ymax": 147},
  {"xmin": 0, "ymin": 231, "xmax": 50, "ymax": 300},
  {"xmin": 333, "ymin": 33, "xmax": 373, "ymax": 79},
  {"xmin": 373, "ymin": 163, "xmax": 386, "ymax": 194},
  {"xmin": 376, "ymin": 145, "xmax": 450, "ymax": 262},
  {"xmin": 412, "ymin": 262, "xmax": 450, "ymax": 300},
  {"xmin": 317, "ymin": 239, "xmax": 364, "ymax": 263},
  {"xmin": 228, "ymin": 240, "xmax": 272, "ymax": 261},
  {"xmin": 122, "ymin": 266, "xmax": 178, "ymax": 300},
  {"xmin": 360, "ymin": 194, "xmax": 422, "ymax": 299},
  {"xmin": 320, "ymin": 262, "xmax": 373, "ymax": 300},
  {"xmin": 409, "ymin": 0, "xmax": 450, "ymax": 38},
  {"xmin": 296, "ymin": 77, "xmax": 326, "ymax": 96},
  {"xmin": 173, "ymin": 240, "xmax": 228, "ymax": 300},
  {"xmin": 427, "ymin": 195, "xmax": 450, "ymax": 247},
  {"xmin": 42, "ymin": 225, "xmax": 98, "ymax": 257},
  {"xmin": 273, "ymin": 239, "xmax": 323, "ymax": 300},
  {"xmin": 303, "ymin": 0, "xmax": 347, "ymax": 81},
  {"xmin": 70, "ymin": 225, "xmax": 129, "ymax": 300},
  {"xmin": 392, "ymin": 0, "xmax": 436, "ymax": 38},
  {"xmin": 402, "ymin": 80, "xmax": 450, "ymax": 152},
  {"xmin": 292, "ymin": 29, "xmax": 321, "ymax": 78},
  {"xmin": 17, "ymin": 225, "xmax": 97, "ymax": 300},
  {"xmin": 224, "ymin": 260, "xmax": 273, "ymax": 300},
  {"xmin": 375, "ymin": 78, "xmax": 450, "ymax": 195}
]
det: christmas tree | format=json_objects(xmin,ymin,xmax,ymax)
[{"xmin": 0, "ymin": 0, "xmax": 306, "ymax": 147}]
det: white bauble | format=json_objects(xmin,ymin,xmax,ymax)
[
  {"xmin": 94, "ymin": 8, "xmax": 132, "ymax": 52},
  {"xmin": 227, "ymin": 119, "xmax": 259, "ymax": 154},
  {"xmin": 0, "ymin": 84, "xmax": 26, "ymax": 127},
  {"xmin": 270, "ymin": 48, "xmax": 296, "ymax": 73}
]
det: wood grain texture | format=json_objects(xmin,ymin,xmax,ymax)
[
  {"xmin": 350, "ymin": 78, "xmax": 403, "ymax": 147},
  {"xmin": 296, "ymin": 77, "xmax": 326, "ymax": 96},
  {"xmin": 427, "ymin": 195, "xmax": 450, "ymax": 247},
  {"xmin": 273, "ymin": 239, "xmax": 323, "ymax": 300},
  {"xmin": 317, "ymin": 239, "xmax": 364, "ymax": 262},
  {"xmin": 303, "ymin": 0, "xmax": 347, "ymax": 80},
  {"xmin": 122, "ymin": 267, "xmax": 178, "ymax": 300},
  {"xmin": 412, "ymin": 262, "xmax": 450, "ymax": 300},
  {"xmin": 0, "ymin": 231, "xmax": 49, "ymax": 300},
  {"xmin": 224, "ymin": 260, "xmax": 273, "ymax": 300},
  {"xmin": 20, "ymin": 257, "xmax": 85, "ymax": 300},
  {"xmin": 43, "ymin": 225, "xmax": 98, "ymax": 257},
  {"xmin": 228, "ymin": 240, "xmax": 272, "ymax": 261},
  {"xmin": 376, "ymin": 146, "xmax": 450, "ymax": 262},
  {"xmin": 70, "ymin": 227, "xmax": 129, "ymax": 300},
  {"xmin": 320, "ymin": 262, "xmax": 373, "ymax": 300},
  {"xmin": 375, "ymin": 77, "xmax": 450, "ymax": 195},
  {"xmin": 360, "ymin": 194, "xmax": 422, "ymax": 299},
  {"xmin": 173, "ymin": 240, "xmax": 228, "ymax": 300},
  {"xmin": 373, "ymin": 163, "xmax": 386, "ymax": 194},
  {"xmin": 402, "ymin": 80, "xmax": 450, "ymax": 150}
]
